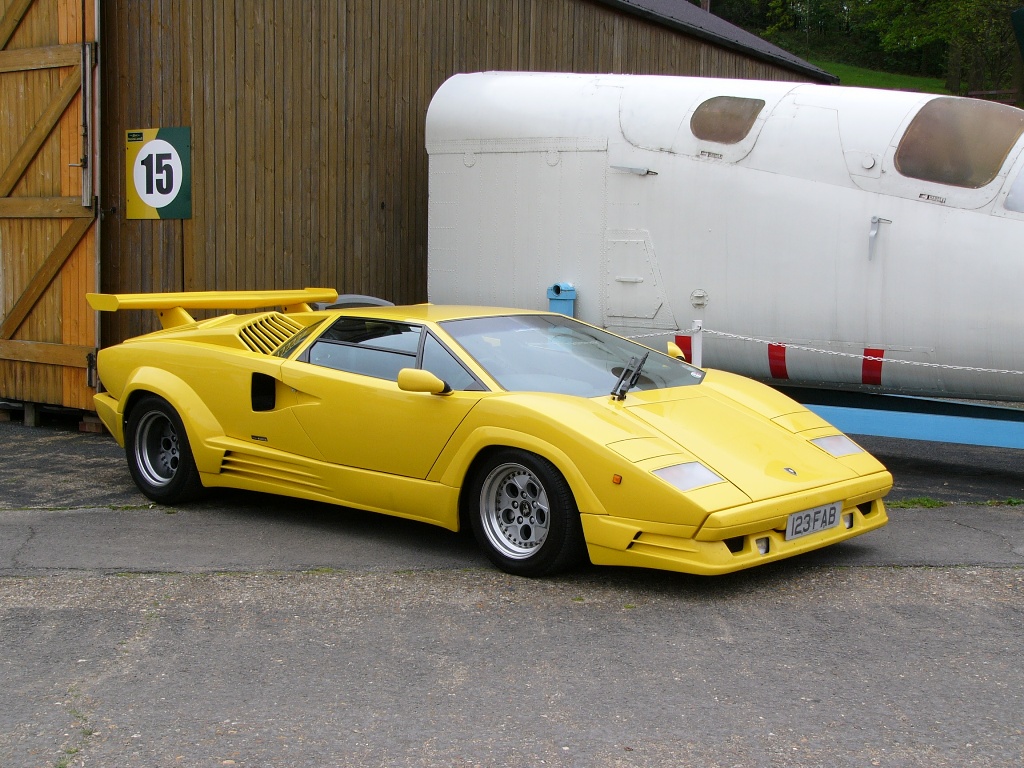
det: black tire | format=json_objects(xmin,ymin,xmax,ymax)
[
  {"xmin": 125, "ymin": 394, "xmax": 204, "ymax": 504},
  {"xmin": 467, "ymin": 448, "xmax": 586, "ymax": 577}
]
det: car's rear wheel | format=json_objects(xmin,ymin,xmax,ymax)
[
  {"xmin": 468, "ymin": 449, "xmax": 585, "ymax": 577},
  {"xmin": 125, "ymin": 395, "xmax": 203, "ymax": 504}
]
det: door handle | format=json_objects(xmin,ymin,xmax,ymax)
[{"xmin": 869, "ymin": 216, "xmax": 891, "ymax": 260}]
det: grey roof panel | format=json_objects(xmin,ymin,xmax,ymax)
[{"xmin": 594, "ymin": 0, "xmax": 838, "ymax": 84}]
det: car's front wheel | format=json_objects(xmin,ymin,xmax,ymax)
[
  {"xmin": 125, "ymin": 395, "xmax": 203, "ymax": 504},
  {"xmin": 468, "ymin": 449, "xmax": 586, "ymax": 577}
]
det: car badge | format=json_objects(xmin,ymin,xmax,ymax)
[{"xmin": 784, "ymin": 467, "xmax": 798, "ymax": 476}]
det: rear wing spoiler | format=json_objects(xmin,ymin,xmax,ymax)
[{"xmin": 86, "ymin": 288, "xmax": 339, "ymax": 329}]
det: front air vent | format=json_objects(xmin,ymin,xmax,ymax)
[{"xmin": 238, "ymin": 313, "xmax": 304, "ymax": 354}]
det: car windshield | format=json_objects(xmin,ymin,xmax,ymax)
[{"xmin": 441, "ymin": 314, "xmax": 704, "ymax": 397}]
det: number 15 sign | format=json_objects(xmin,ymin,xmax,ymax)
[{"xmin": 126, "ymin": 127, "xmax": 192, "ymax": 219}]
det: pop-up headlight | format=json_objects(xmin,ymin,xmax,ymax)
[
  {"xmin": 652, "ymin": 462, "xmax": 724, "ymax": 492},
  {"xmin": 811, "ymin": 435, "xmax": 863, "ymax": 457}
]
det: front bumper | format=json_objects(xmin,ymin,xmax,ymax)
[{"xmin": 581, "ymin": 496, "xmax": 889, "ymax": 576}]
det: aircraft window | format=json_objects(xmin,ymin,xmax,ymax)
[
  {"xmin": 1006, "ymin": 170, "xmax": 1024, "ymax": 212},
  {"xmin": 690, "ymin": 97, "xmax": 766, "ymax": 145},
  {"xmin": 895, "ymin": 97, "xmax": 1024, "ymax": 189}
]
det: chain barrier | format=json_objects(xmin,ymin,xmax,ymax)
[{"xmin": 628, "ymin": 327, "xmax": 1024, "ymax": 377}]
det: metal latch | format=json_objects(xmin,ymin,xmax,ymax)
[{"xmin": 869, "ymin": 216, "xmax": 891, "ymax": 260}]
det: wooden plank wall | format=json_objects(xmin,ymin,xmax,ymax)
[
  {"xmin": 57, "ymin": 0, "xmax": 94, "ymax": 408},
  {"xmin": 0, "ymin": 0, "xmax": 96, "ymax": 408},
  {"xmin": 100, "ymin": 0, "xmax": 810, "ymax": 343}
]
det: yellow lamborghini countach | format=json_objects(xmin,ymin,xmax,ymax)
[{"xmin": 87, "ymin": 288, "xmax": 891, "ymax": 577}]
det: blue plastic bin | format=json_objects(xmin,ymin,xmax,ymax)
[{"xmin": 546, "ymin": 282, "xmax": 577, "ymax": 316}]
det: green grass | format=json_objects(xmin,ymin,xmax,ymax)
[
  {"xmin": 305, "ymin": 566, "xmax": 344, "ymax": 575},
  {"xmin": 888, "ymin": 497, "xmax": 1024, "ymax": 508},
  {"xmin": 808, "ymin": 59, "xmax": 950, "ymax": 94},
  {"xmin": 887, "ymin": 496, "xmax": 948, "ymax": 509}
]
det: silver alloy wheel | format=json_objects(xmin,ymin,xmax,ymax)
[
  {"xmin": 479, "ymin": 461, "xmax": 552, "ymax": 559},
  {"xmin": 133, "ymin": 409, "xmax": 180, "ymax": 488}
]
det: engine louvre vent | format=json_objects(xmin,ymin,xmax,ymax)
[{"xmin": 238, "ymin": 313, "xmax": 304, "ymax": 354}]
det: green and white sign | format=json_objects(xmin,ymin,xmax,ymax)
[{"xmin": 126, "ymin": 127, "xmax": 192, "ymax": 219}]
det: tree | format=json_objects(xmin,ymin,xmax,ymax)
[
  {"xmin": 702, "ymin": 0, "xmax": 1024, "ymax": 95},
  {"xmin": 862, "ymin": 0, "xmax": 1023, "ymax": 94}
]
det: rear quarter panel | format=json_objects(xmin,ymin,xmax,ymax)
[{"xmin": 98, "ymin": 341, "xmax": 302, "ymax": 472}]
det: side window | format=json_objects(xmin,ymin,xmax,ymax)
[
  {"xmin": 421, "ymin": 334, "xmax": 484, "ymax": 391},
  {"xmin": 895, "ymin": 97, "xmax": 1024, "ymax": 189},
  {"xmin": 307, "ymin": 318, "xmax": 420, "ymax": 381},
  {"xmin": 690, "ymin": 96, "xmax": 766, "ymax": 145},
  {"xmin": 272, "ymin": 320, "xmax": 326, "ymax": 358}
]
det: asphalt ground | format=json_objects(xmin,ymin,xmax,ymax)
[{"xmin": 1, "ymin": 413, "xmax": 1022, "ymax": 767}]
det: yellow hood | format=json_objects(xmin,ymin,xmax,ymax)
[{"xmin": 626, "ymin": 394, "xmax": 857, "ymax": 501}]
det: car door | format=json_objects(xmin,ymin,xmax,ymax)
[{"xmin": 279, "ymin": 316, "xmax": 484, "ymax": 479}]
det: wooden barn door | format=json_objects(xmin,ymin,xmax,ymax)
[{"xmin": 0, "ymin": 0, "xmax": 98, "ymax": 416}]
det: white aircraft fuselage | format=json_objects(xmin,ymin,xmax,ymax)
[{"xmin": 426, "ymin": 72, "xmax": 1024, "ymax": 401}]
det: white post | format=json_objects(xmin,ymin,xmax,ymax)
[{"xmin": 691, "ymin": 319, "xmax": 703, "ymax": 368}]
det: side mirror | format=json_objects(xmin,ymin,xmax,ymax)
[
  {"xmin": 397, "ymin": 368, "xmax": 452, "ymax": 395},
  {"xmin": 667, "ymin": 342, "xmax": 687, "ymax": 362}
]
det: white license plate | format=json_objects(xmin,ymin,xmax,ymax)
[{"xmin": 785, "ymin": 502, "xmax": 842, "ymax": 540}]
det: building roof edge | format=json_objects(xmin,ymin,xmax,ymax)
[{"xmin": 592, "ymin": 0, "xmax": 839, "ymax": 84}]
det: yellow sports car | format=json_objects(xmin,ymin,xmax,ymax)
[{"xmin": 87, "ymin": 288, "xmax": 891, "ymax": 577}]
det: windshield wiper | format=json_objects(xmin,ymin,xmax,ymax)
[{"xmin": 611, "ymin": 352, "xmax": 649, "ymax": 401}]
